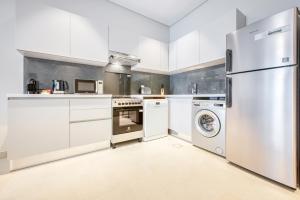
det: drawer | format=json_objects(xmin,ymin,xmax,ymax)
[
  {"xmin": 70, "ymin": 119, "xmax": 112, "ymax": 147},
  {"xmin": 70, "ymin": 98, "xmax": 111, "ymax": 110},
  {"xmin": 70, "ymin": 108, "xmax": 111, "ymax": 122}
]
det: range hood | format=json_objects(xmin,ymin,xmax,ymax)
[
  {"xmin": 106, "ymin": 51, "xmax": 140, "ymax": 74},
  {"xmin": 108, "ymin": 51, "xmax": 140, "ymax": 66}
]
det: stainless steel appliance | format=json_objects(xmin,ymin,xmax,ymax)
[
  {"xmin": 111, "ymin": 97, "xmax": 143, "ymax": 148},
  {"xmin": 226, "ymin": 8, "xmax": 298, "ymax": 188},
  {"xmin": 52, "ymin": 80, "xmax": 69, "ymax": 94},
  {"xmin": 75, "ymin": 79, "xmax": 103, "ymax": 94},
  {"xmin": 139, "ymin": 85, "xmax": 151, "ymax": 95}
]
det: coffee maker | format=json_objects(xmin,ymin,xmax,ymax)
[{"xmin": 27, "ymin": 79, "xmax": 39, "ymax": 94}]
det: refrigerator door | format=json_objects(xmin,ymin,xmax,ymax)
[
  {"xmin": 226, "ymin": 8, "xmax": 298, "ymax": 74},
  {"xmin": 226, "ymin": 66, "xmax": 298, "ymax": 188}
]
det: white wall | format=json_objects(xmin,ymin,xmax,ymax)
[
  {"xmin": 170, "ymin": 0, "xmax": 300, "ymax": 40},
  {"xmin": 0, "ymin": 0, "xmax": 23, "ymax": 152}
]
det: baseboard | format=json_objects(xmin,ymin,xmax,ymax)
[
  {"xmin": 10, "ymin": 140, "xmax": 110, "ymax": 171},
  {"xmin": 169, "ymin": 129, "xmax": 192, "ymax": 143},
  {"xmin": 0, "ymin": 159, "xmax": 10, "ymax": 175},
  {"xmin": 143, "ymin": 134, "xmax": 168, "ymax": 142}
]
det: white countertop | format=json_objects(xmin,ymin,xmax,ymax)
[
  {"xmin": 7, "ymin": 94, "xmax": 113, "ymax": 99},
  {"xmin": 7, "ymin": 94, "xmax": 225, "ymax": 100},
  {"xmin": 133, "ymin": 94, "xmax": 226, "ymax": 99}
]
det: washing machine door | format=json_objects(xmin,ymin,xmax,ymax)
[{"xmin": 194, "ymin": 110, "xmax": 221, "ymax": 138}]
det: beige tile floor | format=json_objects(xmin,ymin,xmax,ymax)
[{"xmin": 0, "ymin": 136, "xmax": 299, "ymax": 200}]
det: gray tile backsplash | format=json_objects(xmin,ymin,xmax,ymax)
[
  {"xmin": 170, "ymin": 64, "xmax": 226, "ymax": 94},
  {"xmin": 24, "ymin": 57, "xmax": 105, "ymax": 93},
  {"xmin": 24, "ymin": 57, "xmax": 224, "ymax": 95},
  {"xmin": 24, "ymin": 57, "xmax": 170, "ymax": 94}
]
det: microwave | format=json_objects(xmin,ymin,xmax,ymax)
[{"xmin": 75, "ymin": 79, "xmax": 103, "ymax": 94}]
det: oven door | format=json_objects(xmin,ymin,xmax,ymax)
[{"xmin": 113, "ymin": 106, "xmax": 143, "ymax": 135}]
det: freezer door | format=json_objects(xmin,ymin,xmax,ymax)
[
  {"xmin": 226, "ymin": 8, "xmax": 298, "ymax": 74},
  {"xmin": 226, "ymin": 66, "xmax": 298, "ymax": 188}
]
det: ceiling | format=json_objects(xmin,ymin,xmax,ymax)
[{"xmin": 108, "ymin": 0, "xmax": 208, "ymax": 26}]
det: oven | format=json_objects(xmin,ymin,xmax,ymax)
[
  {"xmin": 111, "ymin": 98, "xmax": 144, "ymax": 147},
  {"xmin": 113, "ymin": 106, "xmax": 143, "ymax": 134}
]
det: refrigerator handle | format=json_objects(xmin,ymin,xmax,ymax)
[
  {"xmin": 226, "ymin": 77, "xmax": 232, "ymax": 108},
  {"xmin": 226, "ymin": 49, "xmax": 232, "ymax": 72}
]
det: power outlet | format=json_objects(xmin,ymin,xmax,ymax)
[{"xmin": 0, "ymin": 152, "xmax": 7, "ymax": 159}]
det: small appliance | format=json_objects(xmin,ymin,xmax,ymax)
[
  {"xmin": 96, "ymin": 80, "xmax": 104, "ymax": 94},
  {"xmin": 139, "ymin": 85, "xmax": 151, "ymax": 95},
  {"xmin": 75, "ymin": 79, "xmax": 96, "ymax": 94},
  {"xmin": 27, "ymin": 79, "xmax": 39, "ymax": 94},
  {"xmin": 52, "ymin": 80, "xmax": 69, "ymax": 94}
]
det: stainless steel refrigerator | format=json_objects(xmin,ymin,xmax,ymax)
[{"xmin": 226, "ymin": 8, "xmax": 299, "ymax": 188}]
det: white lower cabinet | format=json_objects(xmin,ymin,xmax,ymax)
[
  {"xmin": 8, "ymin": 99, "xmax": 70, "ymax": 159},
  {"xmin": 168, "ymin": 98, "xmax": 193, "ymax": 141},
  {"xmin": 70, "ymin": 119, "xmax": 112, "ymax": 147},
  {"xmin": 7, "ymin": 98, "xmax": 112, "ymax": 160}
]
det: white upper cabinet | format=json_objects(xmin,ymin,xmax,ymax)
[
  {"xmin": 133, "ymin": 36, "xmax": 169, "ymax": 74},
  {"xmin": 16, "ymin": 1, "xmax": 109, "ymax": 67},
  {"xmin": 109, "ymin": 26, "xmax": 139, "ymax": 56},
  {"xmin": 169, "ymin": 41, "xmax": 177, "ymax": 72},
  {"xmin": 160, "ymin": 42, "xmax": 169, "ymax": 72},
  {"xmin": 199, "ymin": 9, "xmax": 246, "ymax": 64},
  {"xmin": 138, "ymin": 36, "xmax": 161, "ymax": 69},
  {"xmin": 176, "ymin": 31, "xmax": 200, "ymax": 69},
  {"xmin": 70, "ymin": 14, "xmax": 108, "ymax": 66},
  {"xmin": 16, "ymin": 2, "xmax": 70, "ymax": 57}
]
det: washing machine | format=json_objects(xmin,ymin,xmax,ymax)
[{"xmin": 192, "ymin": 96, "xmax": 226, "ymax": 157}]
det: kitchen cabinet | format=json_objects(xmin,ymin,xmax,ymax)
[
  {"xmin": 69, "ymin": 98, "xmax": 112, "ymax": 147},
  {"xmin": 138, "ymin": 36, "xmax": 161, "ymax": 70},
  {"xmin": 7, "ymin": 99, "xmax": 70, "ymax": 159},
  {"xmin": 109, "ymin": 26, "xmax": 139, "ymax": 56},
  {"xmin": 70, "ymin": 120, "xmax": 112, "ymax": 147},
  {"xmin": 168, "ymin": 98, "xmax": 193, "ymax": 141},
  {"xmin": 70, "ymin": 14, "xmax": 108, "ymax": 66},
  {"xmin": 176, "ymin": 31, "xmax": 200, "ymax": 69},
  {"xmin": 16, "ymin": 2, "xmax": 109, "ymax": 67},
  {"xmin": 7, "ymin": 97, "xmax": 112, "ymax": 160},
  {"xmin": 199, "ymin": 9, "xmax": 246, "ymax": 64},
  {"xmin": 133, "ymin": 36, "xmax": 169, "ymax": 74},
  {"xmin": 160, "ymin": 42, "xmax": 169, "ymax": 72},
  {"xmin": 16, "ymin": 2, "xmax": 70, "ymax": 57},
  {"xmin": 168, "ymin": 41, "xmax": 177, "ymax": 71}
]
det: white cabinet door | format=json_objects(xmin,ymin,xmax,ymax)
[
  {"xmin": 199, "ymin": 10, "xmax": 244, "ymax": 64},
  {"xmin": 160, "ymin": 42, "xmax": 169, "ymax": 72},
  {"xmin": 7, "ymin": 99, "xmax": 69, "ymax": 159},
  {"xmin": 168, "ymin": 98, "xmax": 192, "ymax": 141},
  {"xmin": 70, "ymin": 119, "xmax": 112, "ymax": 147},
  {"xmin": 109, "ymin": 26, "xmax": 139, "ymax": 56},
  {"xmin": 70, "ymin": 14, "xmax": 108, "ymax": 65},
  {"xmin": 138, "ymin": 36, "xmax": 161, "ymax": 70},
  {"xmin": 176, "ymin": 31, "xmax": 199, "ymax": 69},
  {"xmin": 169, "ymin": 41, "xmax": 177, "ymax": 71},
  {"xmin": 16, "ymin": 2, "xmax": 70, "ymax": 57}
]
